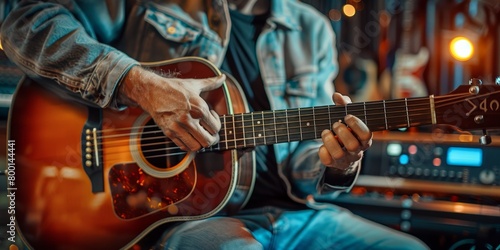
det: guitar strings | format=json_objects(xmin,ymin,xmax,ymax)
[
  {"xmin": 95, "ymin": 90, "xmax": 500, "ymax": 159},
  {"xmin": 98, "ymin": 91, "xmax": 464, "ymax": 142},
  {"xmin": 98, "ymin": 98, "xmax": 434, "ymax": 139},
  {"xmin": 98, "ymin": 100, "xmax": 433, "ymax": 147},
  {"xmin": 97, "ymin": 92, "xmax": 471, "ymax": 151}
]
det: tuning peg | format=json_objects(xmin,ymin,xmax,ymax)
[
  {"xmin": 468, "ymin": 78, "xmax": 482, "ymax": 86},
  {"xmin": 479, "ymin": 129, "xmax": 492, "ymax": 145}
]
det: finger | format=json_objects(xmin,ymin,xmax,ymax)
[
  {"xmin": 321, "ymin": 129, "xmax": 346, "ymax": 160},
  {"xmin": 170, "ymin": 137, "xmax": 190, "ymax": 152},
  {"xmin": 190, "ymin": 126, "xmax": 218, "ymax": 149},
  {"xmin": 332, "ymin": 121, "xmax": 360, "ymax": 153},
  {"xmin": 165, "ymin": 122, "xmax": 203, "ymax": 151},
  {"xmin": 195, "ymin": 74, "xmax": 226, "ymax": 93},
  {"xmin": 177, "ymin": 131, "xmax": 204, "ymax": 151},
  {"xmin": 318, "ymin": 145, "xmax": 335, "ymax": 167},
  {"xmin": 163, "ymin": 127, "xmax": 191, "ymax": 152},
  {"xmin": 189, "ymin": 96, "xmax": 221, "ymax": 135},
  {"xmin": 333, "ymin": 92, "xmax": 352, "ymax": 105},
  {"xmin": 199, "ymin": 109, "xmax": 221, "ymax": 135},
  {"xmin": 181, "ymin": 115, "xmax": 219, "ymax": 149},
  {"xmin": 344, "ymin": 114, "xmax": 372, "ymax": 150}
]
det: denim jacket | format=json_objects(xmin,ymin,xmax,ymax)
[{"xmin": 1, "ymin": 0, "xmax": 360, "ymax": 203}]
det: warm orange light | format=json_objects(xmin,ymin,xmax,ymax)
[
  {"xmin": 343, "ymin": 4, "xmax": 356, "ymax": 17},
  {"xmin": 449, "ymin": 36, "xmax": 474, "ymax": 61}
]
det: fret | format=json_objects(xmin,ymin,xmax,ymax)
[
  {"xmin": 346, "ymin": 103, "xmax": 366, "ymax": 124},
  {"xmin": 273, "ymin": 110, "xmax": 278, "ymax": 143},
  {"xmin": 250, "ymin": 113, "xmax": 262, "ymax": 146},
  {"xmin": 364, "ymin": 101, "xmax": 387, "ymax": 131},
  {"xmin": 226, "ymin": 115, "xmax": 237, "ymax": 149},
  {"xmin": 221, "ymin": 115, "xmax": 229, "ymax": 150},
  {"xmin": 312, "ymin": 107, "xmax": 317, "ymax": 138},
  {"xmin": 274, "ymin": 110, "xmax": 289, "ymax": 143},
  {"xmin": 383, "ymin": 100, "xmax": 388, "ymax": 130},
  {"xmin": 328, "ymin": 105, "xmax": 345, "ymax": 126},
  {"xmin": 286, "ymin": 110, "xmax": 290, "ymax": 142},
  {"xmin": 263, "ymin": 111, "xmax": 276, "ymax": 144},
  {"xmin": 260, "ymin": 111, "xmax": 267, "ymax": 145},
  {"xmin": 299, "ymin": 107, "xmax": 316, "ymax": 140},
  {"xmin": 384, "ymin": 100, "xmax": 411, "ymax": 129},
  {"xmin": 298, "ymin": 108, "xmax": 303, "ymax": 141},
  {"xmin": 405, "ymin": 98, "xmax": 410, "ymax": 127},
  {"xmin": 252, "ymin": 112, "xmax": 266, "ymax": 145},
  {"xmin": 364, "ymin": 102, "xmax": 367, "ymax": 126},
  {"xmin": 328, "ymin": 105, "xmax": 332, "ymax": 129},
  {"xmin": 232, "ymin": 114, "xmax": 245, "ymax": 148},
  {"xmin": 242, "ymin": 113, "xmax": 255, "ymax": 147},
  {"xmin": 287, "ymin": 109, "xmax": 301, "ymax": 142},
  {"xmin": 313, "ymin": 106, "xmax": 331, "ymax": 134},
  {"xmin": 407, "ymin": 98, "xmax": 433, "ymax": 126}
]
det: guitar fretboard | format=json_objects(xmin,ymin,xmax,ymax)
[{"xmin": 213, "ymin": 96, "xmax": 435, "ymax": 150}]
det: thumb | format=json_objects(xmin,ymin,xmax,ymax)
[
  {"xmin": 333, "ymin": 92, "xmax": 352, "ymax": 105},
  {"xmin": 196, "ymin": 74, "xmax": 226, "ymax": 92}
]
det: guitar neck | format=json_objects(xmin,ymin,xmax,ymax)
[{"xmin": 214, "ymin": 96, "xmax": 435, "ymax": 150}]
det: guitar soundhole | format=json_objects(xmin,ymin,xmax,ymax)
[{"xmin": 140, "ymin": 119, "xmax": 185, "ymax": 169}]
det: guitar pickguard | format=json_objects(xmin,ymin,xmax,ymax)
[{"xmin": 108, "ymin": 162, "xmax": 196, "ymax": 220}]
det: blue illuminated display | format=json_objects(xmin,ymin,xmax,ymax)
[{"xmin": 446, "ymin": 147, "xmax": 482, "ymax": 167}]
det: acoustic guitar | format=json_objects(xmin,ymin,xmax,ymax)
[{"xmin": 7, "ymin": 57, "xmax": 500, "ymax": 249}]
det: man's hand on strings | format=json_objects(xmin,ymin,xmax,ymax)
[
  {"xmin": 120, "ymin": 66, "xmax": 225, "ymax": 151},
  {"xmin": 318, "ymin": 92, "xmax": 373, "ymax": 170}
]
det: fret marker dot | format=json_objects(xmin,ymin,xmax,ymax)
[
  {"xmin": 258, "ymin": 133, "xmax": 262, "ymax": 137},
  {"xmin": 229, "ymin": 131, "xmax": 233, "ymax": 134},
  {"xmin": 306, "ymin": 122, "xmax": 310, "ymax": 126},
  {"xmin": 257, "ymin": 121, "xmax": 261, "ymax": 125}
]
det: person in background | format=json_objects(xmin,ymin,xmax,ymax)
[{"xmin": 1, "ymin": 0, "xmax": 429, "ymax": 249}]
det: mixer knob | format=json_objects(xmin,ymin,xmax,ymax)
[{"xmin": 479, "ymin": 169, "xmax": 496, "ymax": 185}]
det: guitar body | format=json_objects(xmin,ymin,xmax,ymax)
[{"xmin": 8, "ymin": 57, "xmax": 254, "ymax": 249}]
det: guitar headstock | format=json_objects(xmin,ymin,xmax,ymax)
[{"xmin": 434, "ymin": 78, "xmax": 500, "ymax": 144}]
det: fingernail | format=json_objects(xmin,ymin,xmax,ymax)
[
  {"xmin": 321, "ymin": 129, "xmax": 330, "ymax": 137},
  {"xmin": 333, "ymin": 121, "xmax": 341, "ymax": 129},
  {"xmin": 345, "ymin": 114, "xmax": 354, "ymax": 126}
]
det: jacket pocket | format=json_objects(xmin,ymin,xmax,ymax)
[
  {"xmin": 286, "ymin": 73, "xmax": 318, "ymax": 98},
  {"xmin": 285, "ymin": 73, "xmax": 318, "ymax": 108},
  {"xmin": 144, "ymin": 8, "xmax": 200, "ymax": 43}
]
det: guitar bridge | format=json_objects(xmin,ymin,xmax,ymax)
[{"xmin": 81, "ymin": 107, "xmax": 104, "ymax": 193}]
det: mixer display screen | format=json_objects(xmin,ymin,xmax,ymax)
[{"xmin": 446, "ymin": 147, "xmax": 482, "ymax": 167}]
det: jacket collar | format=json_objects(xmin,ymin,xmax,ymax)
[{"xmin": 267, "ymin": 0, "xmax": 301, "ymax": 31}]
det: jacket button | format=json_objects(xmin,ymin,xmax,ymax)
[{"xmin": 167, "ymin": 26, "xmax": 176, "ymax": 34}]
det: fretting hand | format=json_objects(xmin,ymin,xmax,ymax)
[{"xmin": 318, "ymin": 93, "xmax": 373, "ymax": 170}]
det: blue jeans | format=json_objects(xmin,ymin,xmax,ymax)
[{"xmin": 156, "ymin": 205, "xmax": 429, "ymax": 250}]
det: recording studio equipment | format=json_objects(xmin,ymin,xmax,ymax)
[{"xmin": 331, "ymin": 130, "xmax": 500, "ymax": 250}]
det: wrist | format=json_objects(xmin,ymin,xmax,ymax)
[{"xmin": 118, "ymin": 66, "xmax": 146, "ymax": 107}]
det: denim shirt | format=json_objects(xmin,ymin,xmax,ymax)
[{"xmin": 1, "ymin": 0, "xmax": 359, "ymax": 203}]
